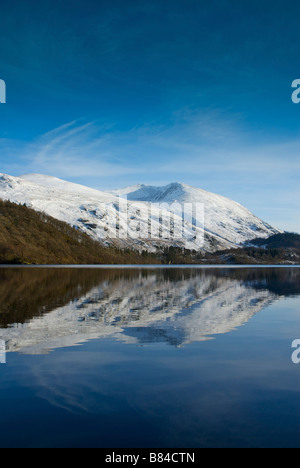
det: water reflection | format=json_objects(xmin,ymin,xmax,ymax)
[{"xmin": 0, "ymin": 267, "xmax": 299, "ymax": 354}]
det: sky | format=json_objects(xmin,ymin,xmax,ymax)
[{"xmin": 0, "ymin": 0, "xmax": 299, "ymax": 233}]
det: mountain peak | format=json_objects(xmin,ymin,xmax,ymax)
[{"xmin": 112, "ymin": 181, "xmax": 190, "ymax": 203}]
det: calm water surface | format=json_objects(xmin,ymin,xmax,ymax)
[{"xmin": 0, "ymin": 266, "xmax": 299, "ymax": 448}]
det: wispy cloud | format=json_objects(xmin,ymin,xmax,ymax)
[
  {"xmin": 2, "ymin": 111, "xmax": 300, "ymax": 183},
  {"xmin": 2, "ymin": 119, "xmax": 143, "ymax": 178}
]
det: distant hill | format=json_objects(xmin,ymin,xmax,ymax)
[
  {"xmin": 204, "ymin": 232, "xmax": 300, "ymax": 265},
  {"xmin": 0, "ymin": 200, "xmax": 158, "ymax": 265},
  {"xmin": 248, "ymin": 232, "xmax": 300, "ymax": 249}
]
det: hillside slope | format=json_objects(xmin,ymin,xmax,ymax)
[{"xmin": 0, "ymin": 200, "xmax": 157, "ymax": 264}]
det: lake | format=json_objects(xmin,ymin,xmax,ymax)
[{"xmin": 0, "ymin": 266, "xmax": 299, "ymax": 448}]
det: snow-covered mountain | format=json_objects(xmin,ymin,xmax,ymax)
[
  {"xmin": 0, "ymin": 173, "xmax": 282, "ymax": 253},
  {"xmin": 110, "ymin": 181, "xmax": 281, "ymax": 245}
]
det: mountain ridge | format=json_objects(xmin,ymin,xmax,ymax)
[
  {"xmin": 0, "ymin": 198, "xmax": 298, "ymax": 265},
  {"xmin": 0, "ymin": 173, "xmax": 283, "ymax": 253}
]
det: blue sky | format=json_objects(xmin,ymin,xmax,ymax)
[{"xmin": 0, "ymin": 0, "xmax": 299, "ymax": 232}]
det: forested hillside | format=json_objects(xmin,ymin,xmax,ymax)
[{"xmin": 0, "ymin": 200, "xmax": 158, "ymax": 265}]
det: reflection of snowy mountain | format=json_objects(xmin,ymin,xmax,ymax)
[{"xmin": 0, "ymin": 273, "xmax": 276, "ymax": 354}]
